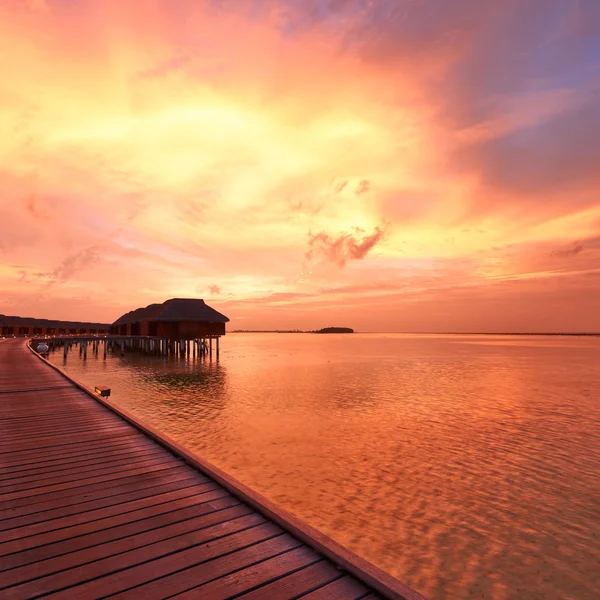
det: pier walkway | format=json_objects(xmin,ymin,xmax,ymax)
[{"xmin": 0, "ymin": 338, "xmax": 423, "ymax": 600}]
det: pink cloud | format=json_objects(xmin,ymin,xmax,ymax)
[{"xmin": 305, "ymin": 226, "xmax": 387, "ymax": 268}]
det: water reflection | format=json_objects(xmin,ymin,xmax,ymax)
[{"xmin": 49, "ymin": 334, "xmax": 600, "ymax": 600}]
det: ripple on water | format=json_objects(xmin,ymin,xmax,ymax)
[{"xmin": 50, "ymin": 334, "xmax": 600, "ymax": 600}]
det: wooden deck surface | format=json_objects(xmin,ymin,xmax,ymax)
[{"xmin": 0, "ymin": 338, "xmax": 422, "ymax": 600}]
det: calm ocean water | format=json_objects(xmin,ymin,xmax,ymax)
[{"xmin": 49, "ymin": 333, "xmax": 600, "ymax": 600}]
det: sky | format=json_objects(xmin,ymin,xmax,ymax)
[{"xmin": 1, "ymin": 0, "xmax": 599, "ymax": 332}]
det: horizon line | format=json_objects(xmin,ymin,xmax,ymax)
[{"xmin": 230, "ymin": 330, "xmax": 600, "ymax": 336}]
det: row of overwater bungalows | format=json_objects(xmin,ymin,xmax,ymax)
[
  {"xmin": 0, "ymin": 315, "xmax": 110, "ymax": 337},
  {"xmin": 1, "ymin": 298, "xmax": 229, "ymax": 340}
]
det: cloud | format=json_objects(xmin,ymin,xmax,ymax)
[
  {"xmin": 550, "ymin": 241, "xmax": 585, "ymax": 258},
  {"xmin": 334, "ymin": 180, "xmax": 348, "ymax": 194},
  {"xmin": 207, "ymin": 284, "xmax": 222, "ymax": 295},
  {"xmin": 45, "ymin": 245, "xmax": 105, "ymax": 285},
  {"xmin": 305, "ymin": 225, "xmax": 387, "ymax": 267},
  {"xmin": 355, "ymin": 179, "xmax": 370, "ymax": 195}
]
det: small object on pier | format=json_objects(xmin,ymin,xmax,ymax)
[{"xmin": 94, "ymin": 385, "xmax": 111, "ymax": 397}]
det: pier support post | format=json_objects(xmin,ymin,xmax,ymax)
[
  {"xmin": 209, "ymin": 337, "xmax": 213, "ymax": 359},
  {"xmin": 216, "ymin": 337, "xmax": 220, "ymax": 359},
  {"xmin": 103, "ymin": 341, "xmax": 107, "ymax": 360},
  {"xmin": 63, "ymin": 341, "xmax": 68, "ymax": 359}
]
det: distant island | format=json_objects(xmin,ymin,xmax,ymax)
[{"xmin": 231, "ymin": 327, "xmax": 355, "ymax": 334}]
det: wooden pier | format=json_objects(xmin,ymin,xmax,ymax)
[
  {"xmin": 0, "ymin": 338, "xmax": 425, "ymax": 600},
  {"xmin": 32, "ymin": 334, "xmax": 221, "ymax": 360}
]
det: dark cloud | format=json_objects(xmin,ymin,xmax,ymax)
[
  {"xmin": 45, "ymin": 245, "xmax": 105, "ymax": 285},
  {"xmin": 333, "ymin": 180, "xmax": 348, "ymax": 193},
  {"xmin": 355, "ymin": 179, "xmax": 370, "ymax": 195},
  {"xmin": 305, "ymin": 224, "xmax": 386, "ymax": 267}
]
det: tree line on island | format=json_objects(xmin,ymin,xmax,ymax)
[{"xmin": 231, "ymin": 327, "xmax": 354, "ymax": 333}]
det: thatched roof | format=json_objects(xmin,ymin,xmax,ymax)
[{"xmin": 113, "ymin": 298, "xmax": 229, "ymax": 326}]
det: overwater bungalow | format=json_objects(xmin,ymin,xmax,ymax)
[
  {"xmin": 0, "ymin": 314, "xmax": 110, "ymax": 336},
  {"xmin": 111, "ymin": 298, "xmax": 229, "ymax": 340}
]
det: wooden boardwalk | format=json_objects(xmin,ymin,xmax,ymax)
[{"xmin": 0, "ymin": 338, "xmax": 424, "ymax": 600}]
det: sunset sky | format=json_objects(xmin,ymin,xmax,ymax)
[{"xmin": 1, "ymin": 0, "xmax": 599, "ymax": 332}]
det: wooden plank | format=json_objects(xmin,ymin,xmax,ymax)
[
  {"xmin": 0, "ymin": 452, "xmax": 180, "ymax": 494},
  {"xmin": 0, "ymin": 436, "xmax": 157, "ymax": 468},
  {"xmin": 5, "ymin": 516, "xmax": 276, "ymax": 598},
  {"xmin": 0, "ymin": 469, "xmax": 200, "ymax": 521},
  {"xmin": 300, "ymin": 575, "xmax": 373, "ymax": 599},
  {"xmin": 0, "ymin": 459, "xmax": 184, "ymax": 504},
  {"xmin": 1, "ymin": 420, "xmax": 124, "ymax": 442},
  {"xmin": 0, "ymin": 445, "xmax": 167, "ymax": 479},
  {"xmin": 0, "ymin": 405, "xmax": 110, "ymax": 420},
  {"xmin": 0, "ymin": 478, "xmax": 216, "ymax": 534},
  {"xmin": 0, "ymin": 464, "xmax": 192, "ymax": 514},
  {"xmin": 172, "ymin": 546, "xmax": 323, "ymax": 599},
  {"xmin": 0, "ymin": 498, "xmax": 246, "ymax": 589},
  {"xmin": 61, "ymin": 531, "xmax": 300, "ymax": 600},
  {"xmin": 0, "ymin": 427, "xmax": 135, "ymax": 453},
  {"xmin": 236, "ymin": 560, "xmax": 344, "ymax": 599},
  {"xmin": 0, "ymin": 478, "xmax": 210, "ymax": 571},
  {"xmin": 0, "ymin": 482, "xmax": 225, "ymax": 545},
  {"xmin": 0, "ymin": 420, "xmax": 123, "ymax": 439},
  {"xmin": 0, "ymin": 429, "xmax": 137, "ymax": 455}
]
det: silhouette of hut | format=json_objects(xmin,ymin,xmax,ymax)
[
  {"xmin": 111, "ymin": 298, "xmax": 229, "ymax": 340},
  {"xmin": 0, "ymin": 314, "xmax": 110, "ymax": 336}
]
